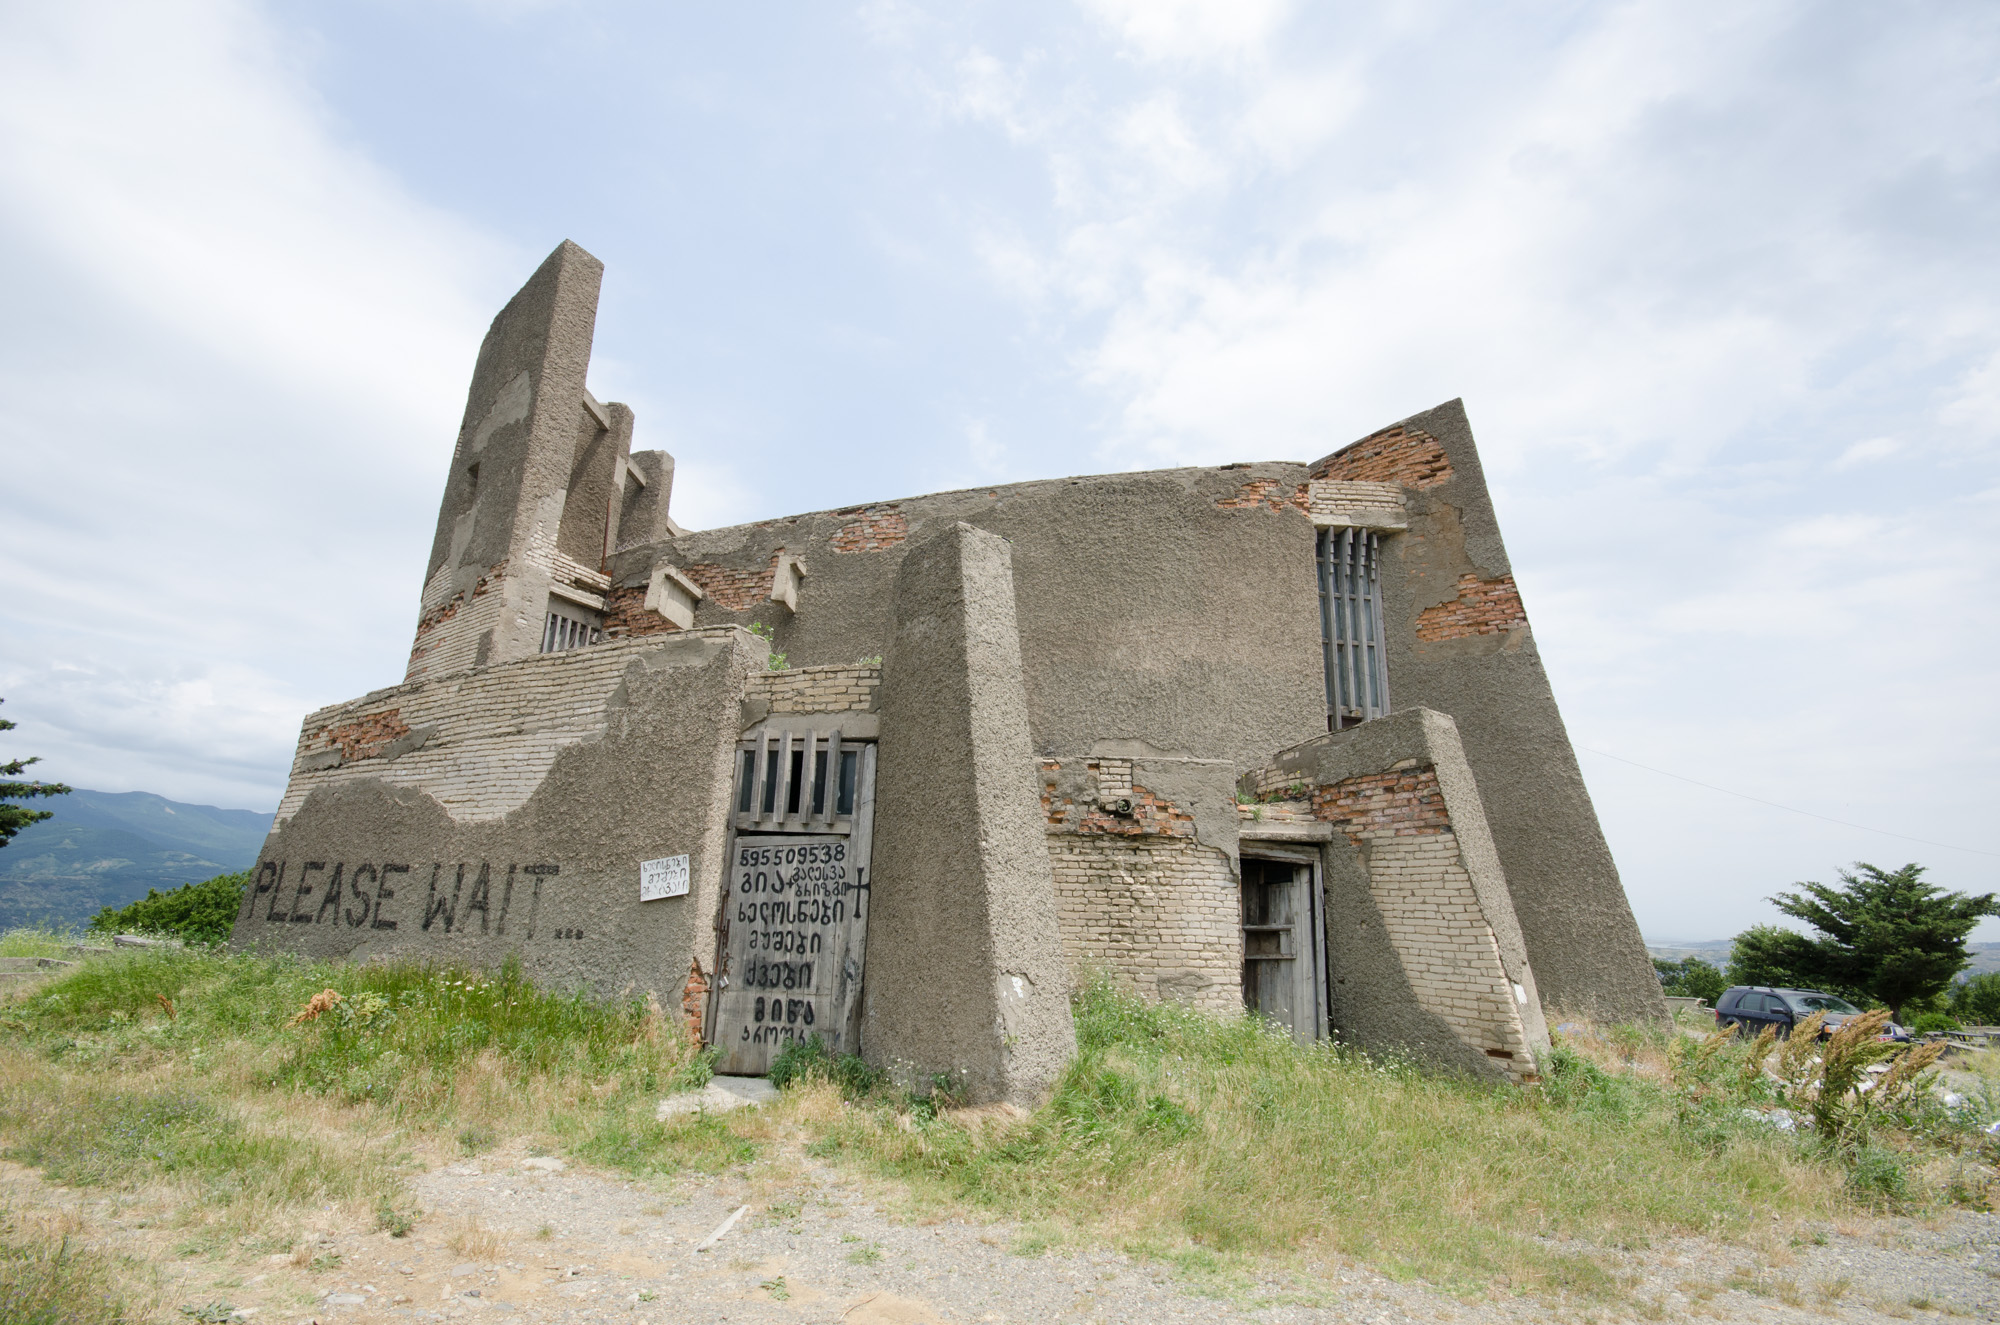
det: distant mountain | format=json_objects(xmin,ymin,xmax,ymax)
[{"xmin": 0, "ymin": 789, "xmax": 273, "ymax": 930}]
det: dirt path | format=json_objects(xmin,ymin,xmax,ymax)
[{"xmin": 9, "ymin": 1118, "xmax": 2000, "ymax": 1322}]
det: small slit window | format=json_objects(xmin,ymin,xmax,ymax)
[
  {"xmin": 541, "ymin": 608, "xmax": 602, "ymax": 653},
  {"xmin": 1317, "ymin": 527, "xmax": 1390, "ymax": 728}
]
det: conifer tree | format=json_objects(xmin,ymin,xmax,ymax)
[{"xmin": 0, "ymin": 699, "xmax": 70, "ymax": 847}]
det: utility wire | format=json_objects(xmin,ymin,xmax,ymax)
[{"xmin": 1575, "ymin": 746, "xmax": 2000, "ymax": 861}]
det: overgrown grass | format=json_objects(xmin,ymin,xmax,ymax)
[
  {"xmin": 0, "ymin": 948, "xmax": 726, "ymax": 1241},
  {"xmin": 0, "ymin": 926, "xmax": 87, "ymax": 959},
  {"xmin": 9, "ymin": 951, "xmax": 1995, "ymax": 1309},
  {"xmin": 0, "ymin": 1217, "xmax": 135, "ymax": 1325},
  {"xmin": 779, "ymin": 983, "xmax": 1994, "ymax": 1299}
]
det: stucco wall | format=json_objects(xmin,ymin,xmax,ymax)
[
  {"xmin": 234, "ymin": 628, "xmax": 765, "ymax": 1016},
  {"xmin": 600, "ymin": 404, "xmax": 1659, "ymax": 1025},
  {"xmin": 607, "ymin": 465, "xmax": 1329, "ymax": 771},
  {"xmin": 1309, "ymin": 401, "xmax": 1664, "ymax": 1024}
]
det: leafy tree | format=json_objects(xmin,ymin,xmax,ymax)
[
  {"xmin": 1952, "ymin": 972, "xmax": 2000, "ymax": 1026},
  {"xmin": 1725, "ymin": 924, "xmax": 1828, "ymax": 993},
  {"xmin": 0, "ymin": 699, "xmax": 69, "ymax": 847},
  {"xmin": 1652, "ymin": 956, "xmax": 1727, "ymax": 1004},
  {"xmin": 1731, "ymin": 863, "xmax": 1998, "ymax": 1023},
  {"xmin": 90, "ymin": 871, "xmax": 250, "ymax": 945}
]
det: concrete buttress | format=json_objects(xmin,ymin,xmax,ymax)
[{"xmin": 863, "ymin": 522, "xmax": 1077, "ymax": 1105}]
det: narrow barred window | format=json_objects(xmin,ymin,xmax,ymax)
[
  {"xmin": 1317, "ymin": 527, "xmax": 1390, "ymax": 728},
  {"xmin": 540, "ymin": 608, "xmax": 603, "ymax": 653}
]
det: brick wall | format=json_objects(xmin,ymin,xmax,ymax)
[
  {"xmin": 1306, "ymin": 479, "xmax": 1407, "ymax": 524},
  {"xmin": 745, "ymin": 663, "xmax": 879, "ymax": 713},
  {"xmin": 318, "ymin": 709, "xmax": 412, "ymax": 762},
  {"xmin": 1414, "ymin": 573, "xmax": 1527, "ymax": 641},
  {"xmin": 406, "ymin": 560, "xmax": 510, "ymax": 681},
  {"xmin": 1314, "ymin": 763, "xmax": 1537, "ymax": 1082},
  {"xmin": 1215, "ymin": 478, "xmax": 1308, "ymax": 513},
  {"xmin": 1039, "ymin": 757, "xmax": 1237, "ymax": 1015},
  {"xmin": 282, "ymin": 629, "xmax": 744, "ymax": 825},
  {"xmin": 1310, "ymin": 424, "xmax": 1454, "ymax": 489},
  {"xmin": 829, "ymin": 506, "xmax": 909, "ymax": 552},
  {"xmin": 1048, "ymin": 835, "xmax": 1241, "ymax": 1016},
  {"xmin": 683, "ymin": 555, "xmax": 779, "ymax": 612},
  {"xmin": 1310, "ymin": 766, "xmax": 1452, "ymax": 837},
  {"xmin": 603, "ymin": 585, "xmax": 680, "ymax": 639}
]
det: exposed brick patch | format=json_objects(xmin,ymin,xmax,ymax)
[
  {"xmin": 1047, "ymin": 835, "xmax": 1240, "ymax": 1017},
  {"xmin": 412, "ymin": 560, "xmax": 505, "ymax": 640},
  {"xmin": 602, "ymin": 584, "xmax": 680, "ymax": 639},
  {"xmin": 1215, "ymin": 478, "xmax": 1309, "ymax": 513},
  {"xmin": 1311, "ymin": 425, "xmax": 1454, "ymax": 489},
  {"xmin": 681, "ymin": 956, "xmax": 710, "ymax": 1039},
  {"xmin": 315, "ymin": 708, "xmax": 411, "ymax": 762},
  {"xmin": 683, "ymin": 554, "xmax": 779, "ymax": 611},
  {"xmin": 1313, "ymin": 766, "xmax": 1452, "ymax": 843},
  {"xmin": 746, "ymin": 664, "xmax": 879, "ymax": 713},
  {"xmin": 1414, "ymin": 573, "xmax": 1527, "ymax": 641},
  {"xmin": 1041, "ymin": 759, "xmax": 1196, "ymax": 838},
  {"xmin": 830, "ymin": 507, "xmax": 909, "ymax": 552}
]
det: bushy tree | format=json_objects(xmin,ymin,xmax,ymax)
[
  {"xmin": 0, "ymin": 699, "xmax": 69, "ymax": 847},
  {"xmin": 1952, "ymin": 972, "xmax": 2000, "ymax": 1026},
  {"xmin": 1653, "ymin": 956, "xmax": 1727, "ymax": 1004},
  {"xmin": 1730, "ymin": 864, "xmax": 1998, "ymax": 1022},
  {"xmin": 90, "ymin": 871, "xmax": 250, "ymax": 945},
  {"xmin": 1726, "ymin": 924, "xmax": 1828, "ymax": 993}
]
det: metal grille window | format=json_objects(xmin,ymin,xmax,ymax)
[
  {"xmin": 732, "ymin": 729, "xmax": 867, "ymax": 830},
  {"xmin": 541, "ymin": 609, "xmax": 602, "ymax": 653},
  {"xmin": 1317, "ymin": 527, "xmax": 1390, "ymax": 728}
]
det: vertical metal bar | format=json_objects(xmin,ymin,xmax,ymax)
[
  {"xmin": 1369, "ymin": 532, "xmax": 1391, "ymax": 717},
  {"xmin": 758, "ymin": 730, "xmax": 774, "ymax": 821},
  {"xmin": 825, "ymin": 732, "xmax": 843, "ymax": 823},
  {"xmin": 802, "ymin": 730, "xmax": 818, "ymax": 825},
  {"xmin": 776, "ymin": 731, "xmax": 795, "ymax": 825},
  {"xmin": 1316, "ymin": 528, "xmax": 1336, "ymax": 723},
  {"xmin": 1340, "ymin": 529, "xmax": 1359, "ymax": 720}
]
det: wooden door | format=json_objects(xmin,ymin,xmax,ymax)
[
  {"xmin": 709, "ymin": 731, "xmax": 876, "ymax": 1075},
  {"xmin": 1241, "ymin": 855, "xmax": 1326, "ymax": 1044}
]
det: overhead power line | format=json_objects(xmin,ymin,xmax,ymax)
[{"xmin": 1575, "ymin": 746, "xmax": 2000, "ymax": 861}]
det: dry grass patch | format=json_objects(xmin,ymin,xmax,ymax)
[{"xmin": 783, "ymin": 984, "xmax": 1878, "ymax": 1302}]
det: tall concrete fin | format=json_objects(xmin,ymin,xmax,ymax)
[
  {"xmin": 410, "ymin": 241, "xmax": 615, "ymax": 682},
  {"xmin": 1309, "ymin": 398, "xmax": 1664, "ymax": 1025},
  {"xmin": 864, "ymin": 522, "xmax": 1077, "ymax": 1106}
]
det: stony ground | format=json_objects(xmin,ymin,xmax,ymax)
[{"xmin": 10, "ymin": 1098, "xmax": 2000, "ymax": 1325}]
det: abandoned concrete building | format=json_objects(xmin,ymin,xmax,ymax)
[{"xmin": 233, "ymin": 240, "xmax": 1666, "ymax": 1103}]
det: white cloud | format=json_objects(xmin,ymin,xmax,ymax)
[
  {"xmin": 1080, "ymin": 0, "xmax": 1293, "ymax": 65},
  {"xmin": 1834, "ymin": 437, "xmax": 1902, "ymax": 470},
  {"xmin": 0, "ymin": 0, "xmax": 518, "ymax": 808}
]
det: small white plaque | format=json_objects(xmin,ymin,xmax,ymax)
[{"xmin": 639, "ymin": 855, "xmax": 690, "ymax": 901}]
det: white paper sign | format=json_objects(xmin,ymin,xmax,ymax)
[{"xmin": 639, "ymin": 855, "xmax": 690, "ymax": 901}]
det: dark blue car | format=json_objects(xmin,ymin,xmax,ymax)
[{"xmin": 1714, "ymin": 985, "xmax": 1905, "ymax": 1040}]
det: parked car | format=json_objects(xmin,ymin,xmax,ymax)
[{"xmin": 1713, "ymin": 986, "xmax": 1907, "ymax": 1041}]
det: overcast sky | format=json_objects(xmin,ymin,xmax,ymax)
[{"xmin": 1, "ymin": 0, "xmax": 1995, "ymax": 943}]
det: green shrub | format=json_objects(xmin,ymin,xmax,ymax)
[
  {"xmin": 89, "ymin": 871, "xmax": 249, "ymax": 945},
  {"xmin": 769, "ymin": 1035, "xmax": 888, "ymax": 1099},
  {"xmin": 1910, "ymin": 1011, "xmax": 1961, "ymax": 1036}
]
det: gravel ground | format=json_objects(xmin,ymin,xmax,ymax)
[
  {"xmin": 11, "ymin": 1113, "xmax": 2000, "ymax": 1323},
  {"xmin": 365, "ymin": 1154, "xmax": 2000, "ymax": 1324}
]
